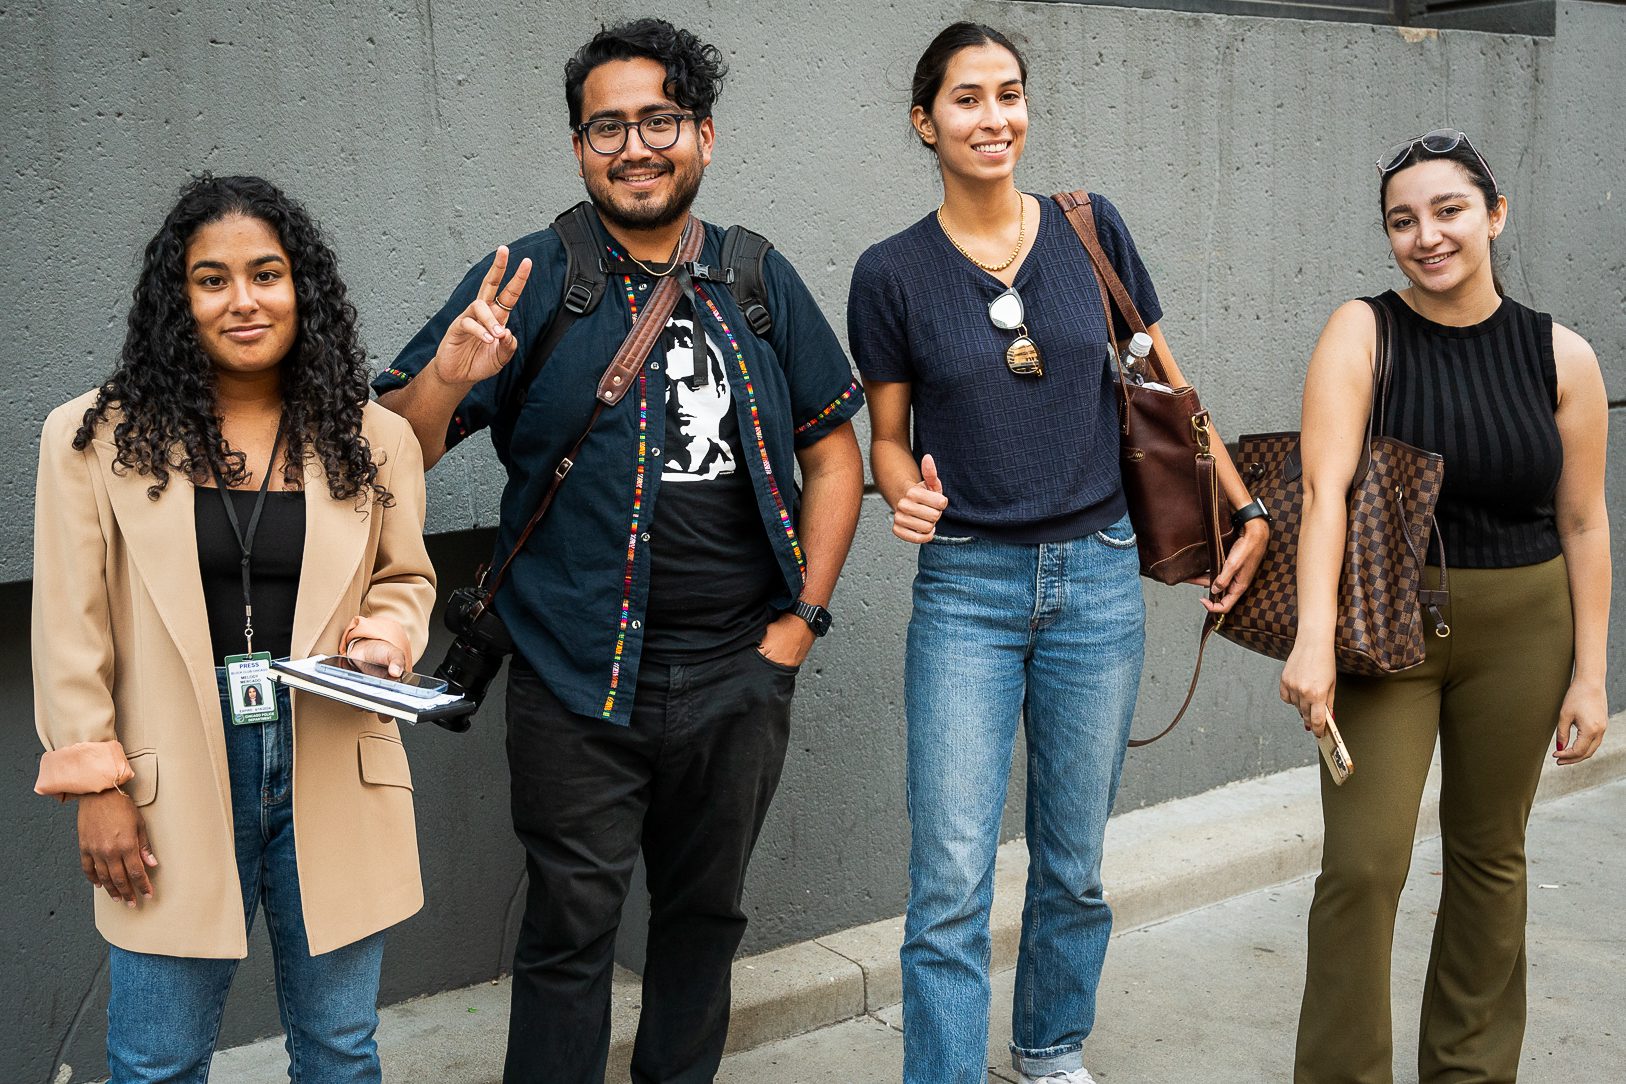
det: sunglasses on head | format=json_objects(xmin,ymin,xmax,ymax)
[{"xmin": 1376, "ymin": 129, "xmax": 1498, "ymax": 195}]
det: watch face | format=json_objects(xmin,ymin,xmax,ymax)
[{"xmin": 796, "ymin": 602, "xmax": 832, "ymax": 636}]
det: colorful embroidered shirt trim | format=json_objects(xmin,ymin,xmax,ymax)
[
  {"xmin": 602, "ymin": 270, "xmax": 646, "ymax": 719},
  {"xmin": 795, "ymin": 381, "xmax": 860, "ymax": 435},
  {"xmin": 694, "ymin": 285, "xmax": 805, "ymax": 571}
]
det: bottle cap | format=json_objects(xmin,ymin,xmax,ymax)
[{"xmin": 1128, "ymin": 332, "xmax": 1154, "ymax": 359}]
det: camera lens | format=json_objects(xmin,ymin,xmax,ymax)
[{"xmin": 435, "ymin": 640, "xmax": 503, "ymax": 708}]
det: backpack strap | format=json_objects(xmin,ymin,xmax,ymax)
[
  {"xmin": 496, "ymin": 202, "xmax": 608, "ymax": 431},
  {"xmin": 718, "ymin": 225, "xmax": 775, "ymax": 338}
]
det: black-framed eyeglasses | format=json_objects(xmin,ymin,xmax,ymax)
[
  {"xmin": 575, "ymin": 112, "xmax": 698, "ymax": 156},
  {"xmin": 1376, "ymin": 128, "xmax": 1499, "ymax": 195}
]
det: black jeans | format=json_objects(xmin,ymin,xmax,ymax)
[{"xmin": 501, "ymin": 643, "xmax": 796, "ymax": 1084}]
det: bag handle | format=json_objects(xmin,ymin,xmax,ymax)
[
  {"xmin": 470, "ymin": 217, "xmax": 704, "ymax": 617},
  {"xmin": 1053, "ymin": 191, "xmax": 1176, "ymax": 386},
  {"xmin": 1131, "ymin": 611, "xmax": 1223, "ymax": 748},
  {"xmin": 1354, "ymin": 296, "xmax": 1395, "ymax": 488},
  {"xmin": 1052, "ymin": 191, "xmax": 1230, "ymax": 748}
]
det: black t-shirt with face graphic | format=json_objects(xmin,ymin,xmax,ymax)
[{"xmin": 640, "ymin": 299, "xmax": 782, "ymax": 663}]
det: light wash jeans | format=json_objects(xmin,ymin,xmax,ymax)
[
  {"xmin": 105, "ymin": 674, "xmax": 385, "ymax": 1084},
  {"xmin": 900, "ymin": 517, "xmax": 1145, "ymax": 1083}
]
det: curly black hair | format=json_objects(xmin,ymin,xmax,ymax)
[
  {"xmin": 73, "ymin": 174, "xmax": 389, "ymax": 504},
  {"xmin": 564, "ymin": 19, "xmax": 728, "ymax": 129}
]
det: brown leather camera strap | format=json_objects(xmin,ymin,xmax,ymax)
[{"xmin": 474, "ymin": 217, "xmax": 703, "ymax": 613}]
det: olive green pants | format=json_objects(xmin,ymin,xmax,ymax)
[{"xmin": 1294, "ymin": 557, "xmax": 1573, "ymax": 1084}]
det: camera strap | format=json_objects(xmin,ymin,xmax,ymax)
[{"xmin": 471, "ymin": 216, "xmax": 704, "ymax": 619}]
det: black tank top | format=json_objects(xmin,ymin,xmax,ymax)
[
  {"xmin": 196, "ymin": 488, "xmax": 306, "ymax": 662},
  {"xmin": 1373, "ymin": 290, "xmax": 1562, "ymax": 569}
]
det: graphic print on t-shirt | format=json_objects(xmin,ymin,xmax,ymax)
[
  {"xmin": 661, "ymin": 310, "xmax": 735, "ymax": 481},
  {"xmin": 641, "ymin": 299, "xmax": 777, "ymax": 664}
]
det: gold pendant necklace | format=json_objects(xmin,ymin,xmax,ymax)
[{"xmin": 937, "ymin": 193, "xmax": 1025, "ymax": 273}]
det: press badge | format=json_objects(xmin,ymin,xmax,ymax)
[{"xmin": 224, "ymin": 652, "xmax": 280, "ymax": 725}]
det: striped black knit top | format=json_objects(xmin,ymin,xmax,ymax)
[{"xmin": 1373, "ymin": 290, "xmax": 1562, "ymax": 569}]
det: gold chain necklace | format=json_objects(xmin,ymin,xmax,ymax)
[
  {"xmin": 937, "ymin": 194, "xmax": 1025, "ymax": 273},
  {"xmin": 623, "ymin": 233, "xmax": 684, "ymax": 278}
]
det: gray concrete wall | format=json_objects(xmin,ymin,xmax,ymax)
[{"xmin": 3, "ymin": 1, "xmax": 1622, "ymax": 1079}]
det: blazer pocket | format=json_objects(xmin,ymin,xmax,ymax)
[
  {"xmin": 125, "ymin": 749, "xmax": 158, "ymax": 807},
  {"xmin": 357, "ymin": 734, "xmax": 413, "ymax": 791}
]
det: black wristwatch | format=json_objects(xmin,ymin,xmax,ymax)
[
  {"xmin": 789, "ymin": 600, "xmax": 833, "ymax": 637},
  {"xmin": 1231, "ymin": 498, "xmax": 1271, "ymax": 531}
]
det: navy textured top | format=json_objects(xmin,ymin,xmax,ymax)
[
  {"xmin": 1374, "ymin": 290, "xmax": 1563, "ymax": 569},
  {"xmin": 848, "ymin": 193, "xmax": 1162, "ymax": 543},
  {"xmin": 377, "ymin": 214, "xmax": 863, "ymax": 725}
]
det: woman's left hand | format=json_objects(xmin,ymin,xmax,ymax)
[
  {"xmin": 347, "ymin": 636, "xmax": 408, "ymax": 679},
  {"xmin": 1554, "ymin": 680, "xmax": 1608, "ymax": 765},
  {"xmin": 1199, "ymin": 518, "xmax": 1270, "ymax": 615}
]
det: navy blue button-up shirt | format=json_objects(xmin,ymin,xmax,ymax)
[{"xmin": 378, "ymin": 215, "xmax": 863, "ymax": 725}]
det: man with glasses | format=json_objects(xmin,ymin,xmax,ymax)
[{"xmin": 377, "ymin": 18, "xmax": 864, "ymax": 1084}]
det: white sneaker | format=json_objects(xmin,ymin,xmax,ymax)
[{"xmin": 1020, "ymin": 1069, "xmax": 1098, "ymax": 1084}]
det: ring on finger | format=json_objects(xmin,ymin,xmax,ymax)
[{"xmin": 493, "ymin": 297, "xmax": 515, "ymax": 312}]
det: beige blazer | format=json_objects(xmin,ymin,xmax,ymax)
[{"xmin": 32, "ymin": 393, "xmax": 436, "ymax": 958}]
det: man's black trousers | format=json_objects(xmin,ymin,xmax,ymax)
[{"xmin": 501, "ymin": 644, "xmax": 795, "ymax": 1084}]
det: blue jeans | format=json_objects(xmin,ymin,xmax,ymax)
[
  {"xmin": 105, "ymin": 674, "xmax": 386, "ymax": 1084},
  {"xmin": 900, "ymin": 518, "xmax": 1145, "ymax": 1082}
]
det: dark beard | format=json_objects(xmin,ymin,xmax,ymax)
[{"xmin": 585, "ymin": 159, "xmax": 704, "ymax": 232}]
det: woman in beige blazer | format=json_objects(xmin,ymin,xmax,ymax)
[{"xmin": 32, "ymin": 175, "xmax": 436, "ymax": 1083}]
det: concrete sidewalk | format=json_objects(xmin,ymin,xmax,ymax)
[
  {"xmin": 717, "ymin": 775, "xmax": 1626, "ymax": 1082},
  {"xmin": 210, "ymin": 733, "xmax": 1625, "ymax": 1083}
]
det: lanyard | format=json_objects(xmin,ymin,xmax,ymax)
[{"xmin": 207, "ymin": 417, "xmax": 286, "ymax": 655}]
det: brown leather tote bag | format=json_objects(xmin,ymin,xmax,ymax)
[
  {"xmin": 1217, "ymin": 296, "xmax": 1451, "ymax": 675},
  {"xmin": 1053, "ymin": 191, "xmax": 1235, "ymax": 587}
]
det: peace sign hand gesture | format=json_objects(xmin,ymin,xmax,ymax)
[{"xmin": 432, "ymin": 245, "xmax": 533, "ymax": 385}]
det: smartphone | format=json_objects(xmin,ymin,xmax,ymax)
[
  {"xmin": 1316, "ymin": 708, "xmax": 1354, "ymax": 785},
  {"xmin": 313, "ymin": 655, "xmax": 448, "ymax": 699}
]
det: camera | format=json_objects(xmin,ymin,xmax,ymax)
[{"xmin": 433, "ymin": 586, "xmax": 516, "ymax": 725}]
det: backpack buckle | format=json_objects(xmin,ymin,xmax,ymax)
[
  {"xmin": 743, "ymin": 302, "xmax": 772, "ymax": 338},
  {"xmin": 562, "ymin": 281, "xmax": 595, "ymax": 314},
  {"xmin": 684, "ymin": 261, "xmax": 735, "ymax": 285}
]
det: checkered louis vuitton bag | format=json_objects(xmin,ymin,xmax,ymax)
[{"xmin": 1217, "ymin": 297, "xmax": 1451, "ymax": 675}]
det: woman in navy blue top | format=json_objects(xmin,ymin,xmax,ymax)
[{"xmin": 847, "ymin": 23, "xmax": 1267, "ymax": 1084}]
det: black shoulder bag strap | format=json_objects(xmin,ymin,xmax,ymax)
[{"xmin": 494, "ymin": 202, "xmax": 609, "ymax": 435}]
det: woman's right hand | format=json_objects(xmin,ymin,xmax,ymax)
[
  {"xmin": 1281, "ymin": 641, "xmax": 1337, "ymax": 738},
  {"xmin": 431, "ymin": 245, "xmax": 533, "ymax": 385},
  {"xmin": 892, "ymin": 454, "xmax": 949, "ymax": 544},
  {"xmin": 77, "ymin": 789, "xmax": 157, "ymax": 907}
]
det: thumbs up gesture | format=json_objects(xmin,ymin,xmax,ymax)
[{"xmin": 893, "ymin": 453, "xmax": 951, "ymax": 544}]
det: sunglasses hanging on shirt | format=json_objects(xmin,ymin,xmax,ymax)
[{"xmin": 988, "ymin": 287, "xmax": 1043, "ymax": 377}]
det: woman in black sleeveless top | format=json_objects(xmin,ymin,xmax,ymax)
[{"xmin": 1281, "ymin": 133, "xmax": 1610, "ymax": 1082}]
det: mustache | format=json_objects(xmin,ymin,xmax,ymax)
[{"xmin": 609, "ymin": 160, "xmax": 673, "ymax": 180}]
